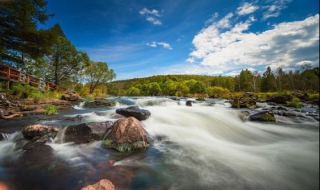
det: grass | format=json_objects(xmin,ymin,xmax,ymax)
[
  {"xmin": 44, "ymin": 105, "xmax": 58, "ymax": 115},
  {"xmin": 286, "ymin": 97, "xmax": 303, "ymax": 108}
]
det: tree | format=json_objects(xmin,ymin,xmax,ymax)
[
  {"xmin": 45, "ymin": 24, "xmax": 89, "ymax": 86},
  {"xmin": 161, "ymin": 80, "xmax": 177, "ymax": 96},
  {"xmin": 261, "ymin": 67, "xmax": 276, "ymax": 92},
  {"xmin": 147, "ymin": 82, "xmax": 162, "ymax": 96},
  {"xmin": 0, "ymin": 0, "xmax": 54, "ymax": 68},
  {"xmin": 275, "ymin": 67, "xmax": 285, "ymax": 92},
  {"xmin": 127, "ymin": 87, "xmax": 140, "ymax": 96},
  {"xmin": 175, "ymin": 82, "xmax": 189, "ymax": 96},
  {"xmin": 82, "ymin": 61, "xmax": 116, "ymax": 94}
]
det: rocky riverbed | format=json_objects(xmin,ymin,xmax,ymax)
[{"xmin": 0, "ymin": 95, "xmax": 319, "ymax": 190}]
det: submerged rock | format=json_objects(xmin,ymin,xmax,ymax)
[
  {"xmin": 248, "ymin": 110, "xmax": 276, "ymax": 122},
  {"xmin": 116, "ymin": 106, "xmax": 151, "ymax": 121},
  {"xmin": 186, "ymin": 100, "xmax": 192, "ymax": 106},
  {"xmin": 22, "ymin": 124, "xmax": 59, "ymax": 140},
  {"xmin": 102, "ymin": 117, "xmax": 150, "ymax": 152},
  {"xmin": 64, "ymin": 121, "xmax": 114, "ymax": 144},
  {"xmin": 81, "ymin": 179, "xmax": 115, "ymax": 190}
]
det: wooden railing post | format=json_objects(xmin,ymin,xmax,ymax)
[{"xmin": 7, "ymin": 67, "xmax": 10, "ymax": 80}]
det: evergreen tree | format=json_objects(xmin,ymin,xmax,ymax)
[{"xmin": 0, "ymin": 0, "xmax": 54, "ymax": 68}]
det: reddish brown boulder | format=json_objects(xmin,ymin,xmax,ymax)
[
  {"xmin": 102, "ymin": 117, "xmax": 150, "ymax": 152},
  {"xmin": 81, "ymin": 179, "xmax": 115, "ymax": 190}
]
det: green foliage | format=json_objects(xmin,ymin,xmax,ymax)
[
  {"xmin": 81, "ymin": 61, "xmax": 116, "ymax": 94},
  {"xmin": 175, "ymin": 82, "xmax": 189, "ymax": 97},
  {"xmin": 127, "ymin": 87, "xmax": 140, "ymax": 96},
  {"xmin": 147, "ymin": 82, "xmax": 162, "ymax": 96},
  {"xmin": 309, "ymin": 93, "xmax": 319, "ymax": 100},
  {"xmin": 206, "ymin": 86, "xmax": 231, "ymax": 99},
  {"xmin": 44, "ymin": 105, "xmax": 58, "ymax": 115},
  {"xmin": 46, "ymin": 31, "xmax": 90, "ymax": 86},
  {"xmin": 286, "ymin": 97, "xmax": 303, "ymax": 108},
  {"xmin": 0, "ymin": 0, "xmax": 54, "ymax": 68},
  {"xmin": 85, "ymin": 94, "xmax": 95, "ymax": 102}
]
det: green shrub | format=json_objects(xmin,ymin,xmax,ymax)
[
  {"xmin": 85, "ymin": 94, "xmax": 95, "ymax": 101},
  {"xmin": 309, "ymin": 93, "xmax": 319, "ymax": 100},
  {"xmin": 45, "ymin": 105, "xmax": 58, "ymax": 115},
  {"xmin": 286, "ymin": 98, "xmax": 302, "ymax": 108}
]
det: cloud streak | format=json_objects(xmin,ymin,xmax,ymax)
[
  {"xmin": 146, "ymin": 41, "xmax": 173, "ymax": 50},
  {"xmin": 139, "ymin": 8, "xmax": 162, "ymax": 25},
  {"xmin": 237, "ymin": 2, "xmax": 259, "ymax": 15}
]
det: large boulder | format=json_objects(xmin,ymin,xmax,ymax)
[
  {"xmin": 266, "ymin": 94, "xmax": 291, "ymax": 104},
  {"xmin": 102, "ymin": 117, "xmax": 150, "ymax": 152},
  {"xmin": 61, "ymin": 91, "xmax": 83, "ymax": 101},
  {"xmin": 22, "ymin": 124, "xmax": 59, "ymax": 140},
  {"xmin": 81, "ymin": 179, "xmax": 115, "ymax": 190},
  {"xmin": 84, "ymin": 100, "xmax": 115, "ymax": 108},
  {"xmin": 116, "ymin": 106, "xmax": 151, "ymax": 121},
  {"xmin": 64, "ymin": 121, "xmax": 114, "ymax": 144},
  {"xmin": 248, "ymin": 110, "xmax": 276, "ymax": 122}
]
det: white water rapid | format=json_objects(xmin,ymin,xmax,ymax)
[{"xmin": 0, "ymin": 97, "xmax": 318, "ymax": 190}]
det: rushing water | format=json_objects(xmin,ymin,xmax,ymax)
[{"xmin": 0, "ymin": 97, "xmax": 319, "ymax": 190}]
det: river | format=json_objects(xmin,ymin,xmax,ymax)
[{"xmin": 0, "ymin": 97, "xmax": 319, "ymax": 190}]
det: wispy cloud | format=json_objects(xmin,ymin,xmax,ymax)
[
  {"xmin": 139, "ymin": 8, "xmax": 162, "ymax": 25},
  {"xmin": 237, "ymin": 2, "xmax": 259, "ymax": 15},
  {"xmin": 262, "ymin": 0, "xmax": 292, "ymax": 20},
  {"xmin": 146, "ymin": 41, "xmax": 173, "ymax": 50}
]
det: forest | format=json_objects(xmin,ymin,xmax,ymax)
[{"xmin": 0, "ymin": 0, "xmax": 319, "ymax": 99}]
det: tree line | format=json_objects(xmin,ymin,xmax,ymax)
[
  {"xmin": 110, "ymin": 65, "xmax": 319, "ymax": 97},
  {"xmin": 0, "ymin": 0, "xmax": 116, "ymax": 94}
]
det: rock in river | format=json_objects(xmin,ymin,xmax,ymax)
[
  {"xmin": 81, "ymin": 179, "xmax": 115, "ymax": 190},
  {"xmin": 116, "ymin": 106, "xmax": 151, "ymax": 121},
  {"xmin": 248, "ymin": 110, "xmax": 276, "ymax": 122},
  {"xmin": 22, "ymin": 124, "xmax": 59, "ymax": 140},
  {"xmin": 64, "ymin": 121, "xmax": 114, "ymax": 144},
  {"xmin": 101, "ymin": 117, "xmax": 150, "ymax": 152}
]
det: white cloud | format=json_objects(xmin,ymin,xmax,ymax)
[
  {"xmin": 139, "ymin": 8, "xmax": 162, "ymax": 25},
  {"xmin": 262, "ymin": 0, "xmax": 292, "ymax": 20},
  {"xmin": 139, "ymin": 8, "xmax": 160, "ymax": 17},
  {"xmin": 188, "ymin": 14, "xmax": 319, "ymax": 74},
  {"xmin": 158, "ymin": 42, "xmax": 173, "ymax": 50},
  {"xmin": 146, "ymin": 41, "xmax": 157, "ymax": 48},
  {"xmin": 237, "ymin": 2, "xmax": 259, "ymax": 15},
  {"xmin": 146, "ymin": 16, "xmax": 162, "ymax": 25},
  {"xmin": 146, "ymin": 41, "xmax": 172, "ymax": 50},
  {"xmin": 217, "ymin": 13, "xmax": 233, "ymax": 28}
]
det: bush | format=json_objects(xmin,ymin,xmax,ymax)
[
  {"xmin": 309, "ymin": 93, "xmax": 319, "ymax": 100},
  {"xmin": 286, "ymin": 98, "xmax": 302, "ymax": 108},
  {"xmin": 44, "ymin": 105, "xmax": 58, "ymax": 115}
]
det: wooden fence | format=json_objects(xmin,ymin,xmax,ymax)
[{"xmin": 0, "ymin": 64, "xmax": 55, "ymax": 90}]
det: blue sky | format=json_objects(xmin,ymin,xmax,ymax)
[{"xmin": 44, "ymin": 0, "xmax": 319, "ymax": 80}]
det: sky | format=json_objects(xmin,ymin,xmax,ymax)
[{"xmin": 44, "ymin": 0, "xmax": 319, "ymax": 80}]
